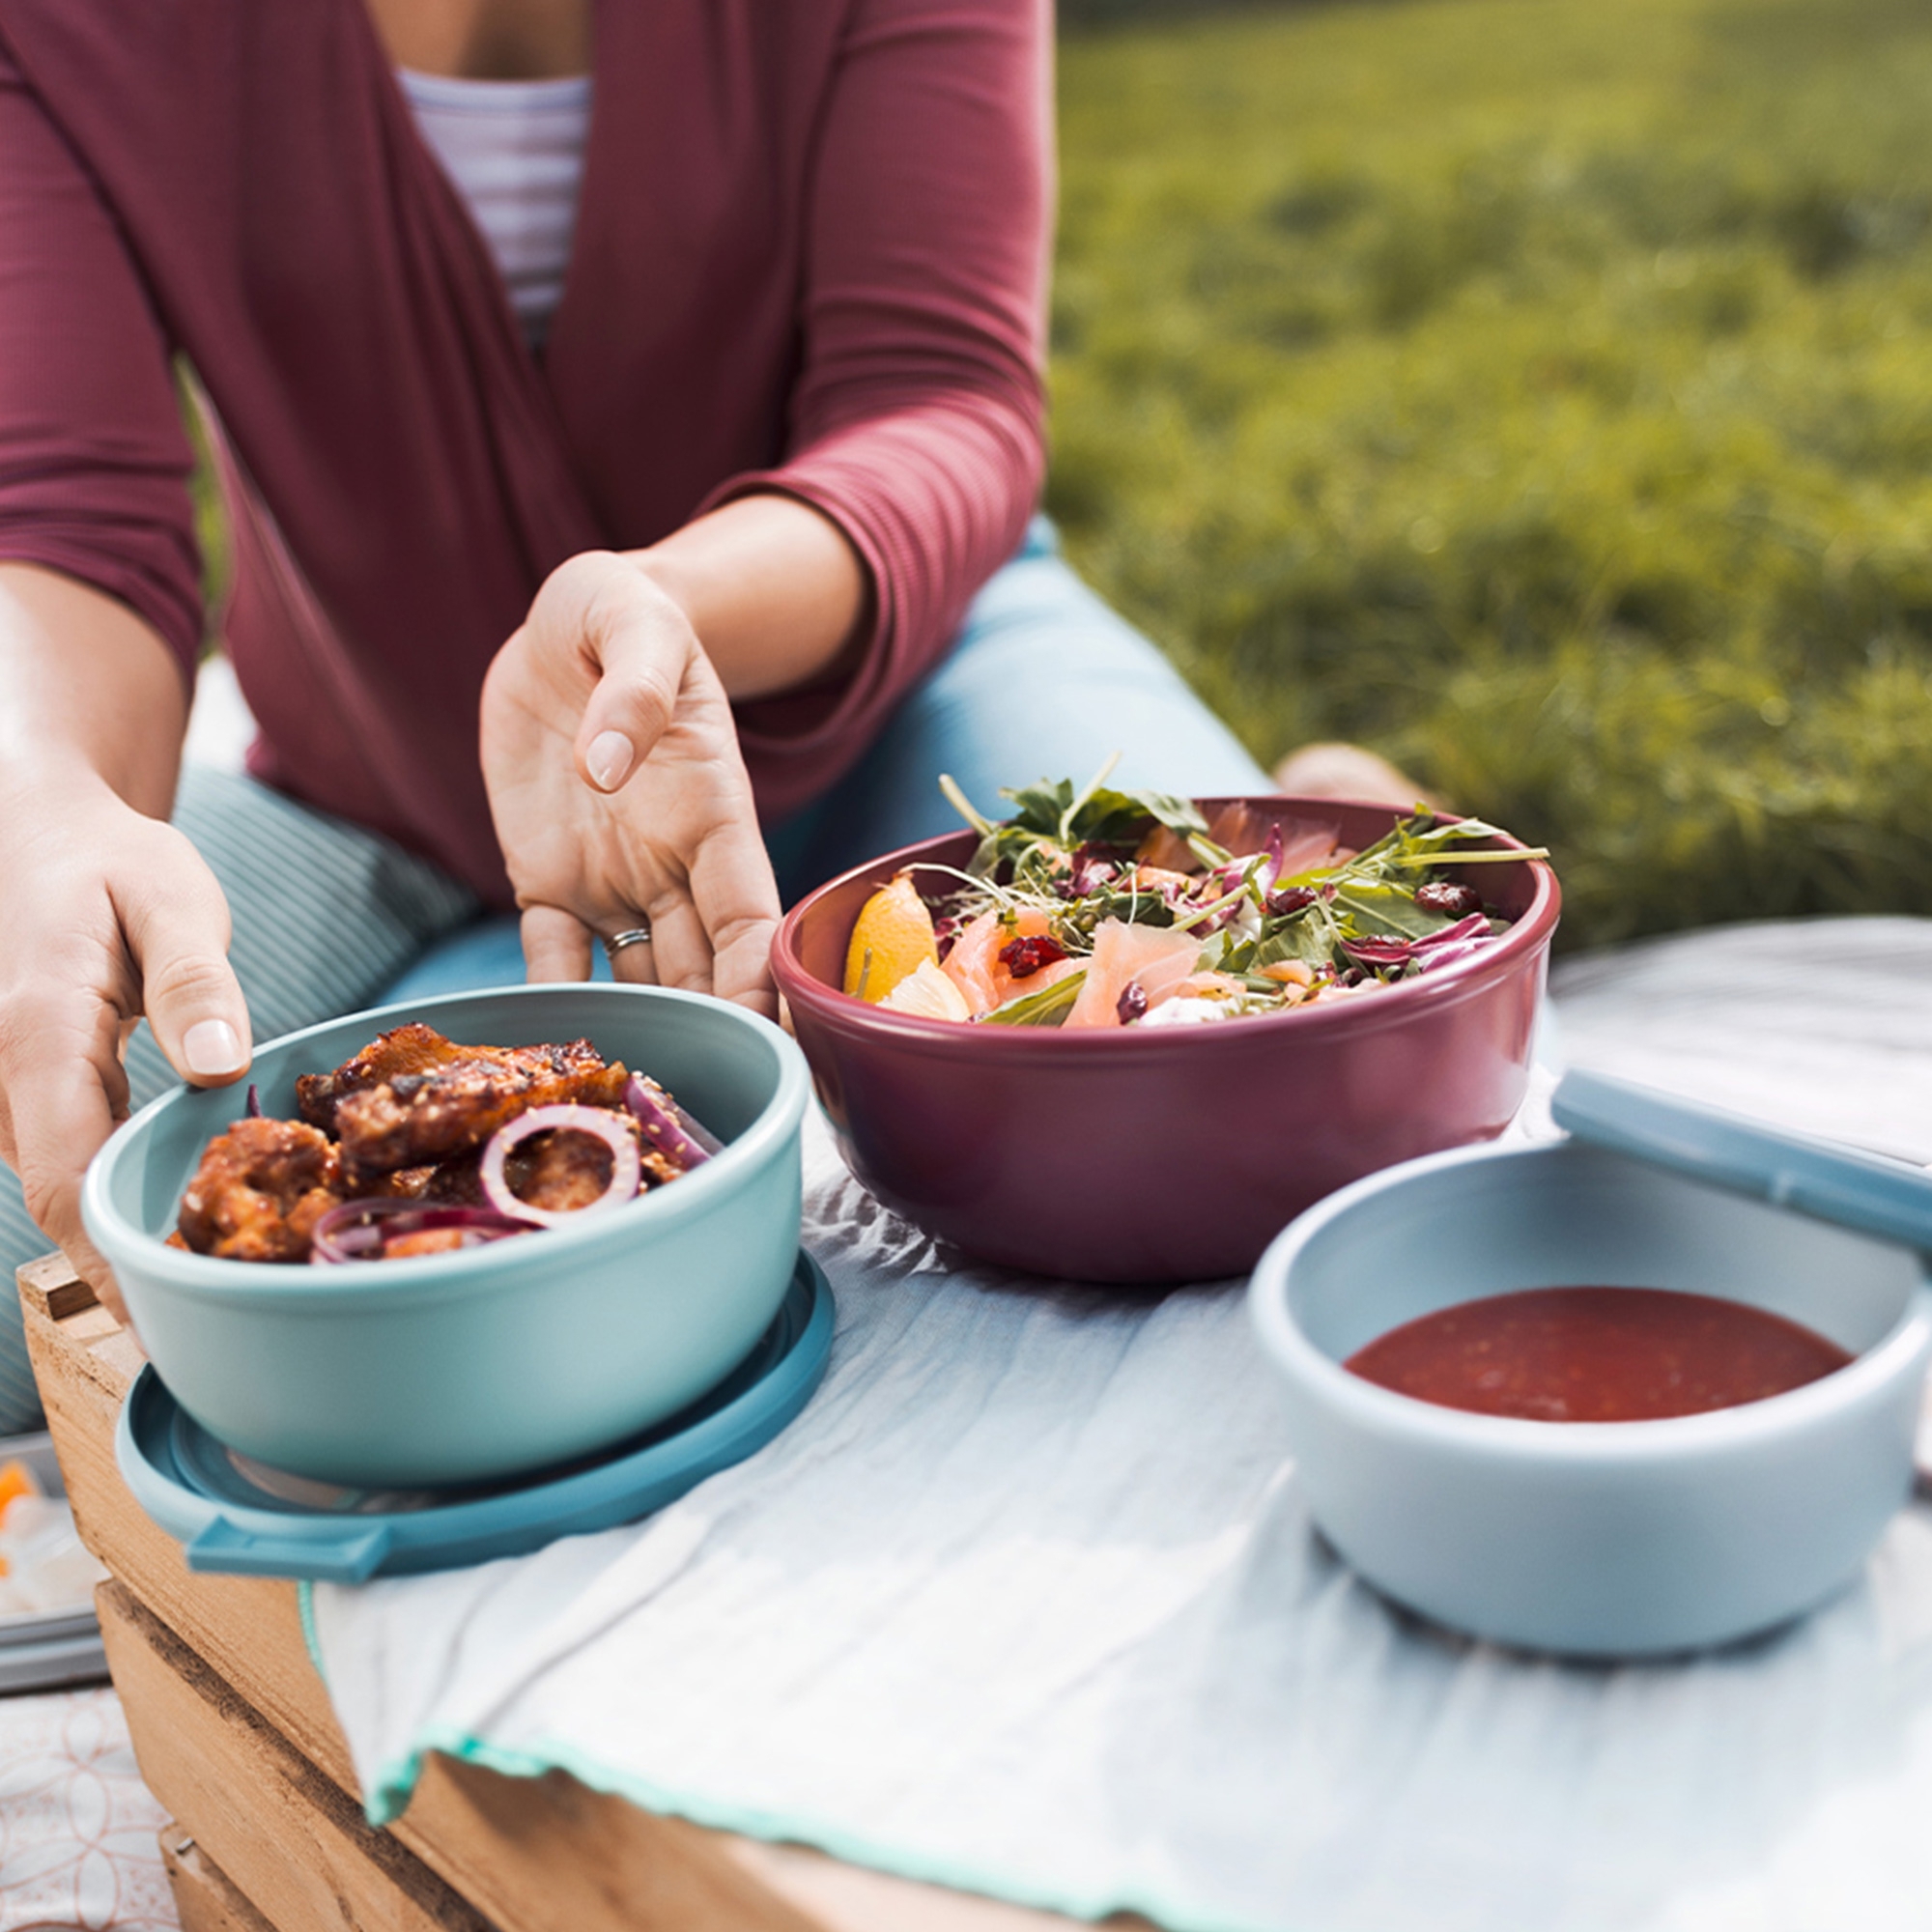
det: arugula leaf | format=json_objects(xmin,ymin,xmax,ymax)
[
  {"xmin": 1346, "ymin": 812, "xmax": 1549, "ymax": 876},
  {"xmin": 1077, "ymin": 884, "xmax": 1177, "ymax": 929},
  {"xmin": 1066, "ymin": 788, "xmax": 1158, "ymax": 847},
  {"xmin": 978, "ymin": 970, "xmax": 1088, "ymax": 1026},
  {"xmin": 1252, "ymin": 913, "xmax": 1339, "ymax": 973},
  {"xmin": 1000, "ymin": 778, "xmax": 1078, "ymax": 839},
  {"xmin": 1330, "ymin": 880, "xmax": 1456, "ymax": 941},
  {"xmin": 1056, "ymin": 752, "xmax": 1123, "ymax": 845},
  {"xmin": 995, "ymin": 767, "xmax": 1212, "ymax": 853},
  {"xmin": 1194, "ymin": 927, "xmax": 1235, "ymax": 973}
]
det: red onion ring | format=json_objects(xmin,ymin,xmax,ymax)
[
  {"xmin": 623, "ymin": 1074, "xmax": 718, "ymax": 1168},
  {"xmin": 478, "ymin": 1104, "xmax": 643, "ymax": 1228},
  {"xmin": 309, "ymin": 1201, "xmax": 537, "ymax": 1264}
]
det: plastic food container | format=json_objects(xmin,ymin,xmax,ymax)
[
  {"xmin": 1249, "ymin": 1137, "xmax": 1932, "ymax": 1656},
  {"xmin": 83, "ymin": 983, "xmax": 810, "ymax": 1489},
  {"xmin": 0, "ymin": 1433, "xmax": 107, "ymax": 1691},
  {"xmin": 773, "ymin": 798, "xmax": 1558, "ymax": 1283}
]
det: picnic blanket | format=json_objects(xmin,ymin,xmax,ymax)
[{"xmin": 293, "ymin": 916, "xmax": 1932, "ymax": 1932}]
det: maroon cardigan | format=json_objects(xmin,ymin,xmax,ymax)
[{"xmin": 0, "ymin": 0, "xmax": 1048, "ymax": 902}]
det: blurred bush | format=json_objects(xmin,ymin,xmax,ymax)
[{"xmin": 1051, "ymin": 0, "xmax": 1932, "ymax": 946}]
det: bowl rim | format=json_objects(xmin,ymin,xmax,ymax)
[
  {"xmin": 1247, "ymin": 1135, "xmax": 1932, "ymax": 1460},
  {"xmin": 82, "ymin": 981, "xmax": 809, "ymax": 1305},
  {"xmin": 772, "ymin": 794, "xmax": 1560, "ymax": 1049}
]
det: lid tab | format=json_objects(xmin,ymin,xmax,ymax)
[{"xmin": 1552, "ymin": 1069, "xmax": 1932, "ymax": 1255}]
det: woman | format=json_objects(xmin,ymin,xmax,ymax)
[{"xmin": 0, "ymin": 0, "xmax": 1388, "ymax": 1431}]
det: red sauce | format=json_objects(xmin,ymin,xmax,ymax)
[{"xmin": 1344, "ymin": 1287, "xmax": 1853, "ymax": 1423}]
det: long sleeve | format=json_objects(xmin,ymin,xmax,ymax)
[
  {"xmin": 0, "ymin": 0, "xmax": 1049, "ymax": 895},
  {"xmin": 0, "ymin": 36, "xmax": 202, "ymax": 684},
  {"xmin": 711, "ymin": 0, "xmax": 1051, "ymax": 807}
]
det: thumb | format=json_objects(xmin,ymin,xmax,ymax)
[
  {"xmin": 532, "ymin": 553, "xmax": 693, "ymax": 795},
  {"xmin": 115, "ymin": 850, "xmax": 253, "ymax": 1088}
]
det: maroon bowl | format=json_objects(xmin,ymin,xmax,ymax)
[{"xmin": 773, "ymin": 798, "xmax": 1559, "ymax": 1283}]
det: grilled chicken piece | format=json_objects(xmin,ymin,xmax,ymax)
[
  {"xmin": 318, "ymin": 1028, "xmax": 632, "ymax": 1176},
  {"xmin": 177, "ymin": 1118, "xmax": 344, "ymax": 1263},
  {"xmin": 297, "ymin": 1023, "xmax": 493, "ymax": 1130}
]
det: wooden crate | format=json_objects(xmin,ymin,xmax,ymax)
[{"xmin": 21, "ymin": 1257, "xmax": 1149, "ymax": 1932}]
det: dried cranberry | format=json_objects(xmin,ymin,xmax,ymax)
[
  {"xmin": 1117, "ymin": 980, "xmax": 1150, "ymax": 1024},
  {"xmin": 1415, "ymin": 880, "xmax": 1483, "ymax": 918},
  {"xmin": 1265, "ymin": 886, "xmax": 1319, "ymax": 918},
  {"xmin": 933, "ymin": 916, "xmax": 959, "ymax": 963},
  {"xmin": 998, "ymin": 933, "xmax": 1069, "ymax": 980}
]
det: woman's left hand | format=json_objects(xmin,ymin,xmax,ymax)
[{"xmin": 481, "ymin": 550, "xmax": 781, "ymax": 1019}]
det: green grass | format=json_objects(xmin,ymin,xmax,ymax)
[{"xmin": 1051, "ymin": 0, "xmax": 1932, "ymax": 947}]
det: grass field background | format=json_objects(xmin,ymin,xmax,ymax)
[{"xmin": 1050, "ymin": 0, "xmax": 1932, "ymax": 948}]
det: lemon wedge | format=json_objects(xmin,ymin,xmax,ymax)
[{"xmin": 842, "ymin": 873, "xmax": 939, "ymax": 1003}]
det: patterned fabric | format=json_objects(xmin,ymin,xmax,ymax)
[
  {"xmin": 0, "ymin": 1687, "xmax": 176, "ymax": 1932},
  {"xmin": 0, "ymin": 767, "xmax": 477, "ymax": 1432}
]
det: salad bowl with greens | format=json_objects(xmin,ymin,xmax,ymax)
[
  {"xmin": 838, "ymin": 760, "xmax": 1545, "ymax": 1031},
  {"xmin": 773, "ymin": 773, "xmax": 1559, "ymax": 1283}
]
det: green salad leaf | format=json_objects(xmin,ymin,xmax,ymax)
[
  {"xmin": 923, "ymin": 770, "xmax": 1544, "ymax": 1025},
  {"xmin": 978, "ymin": 970, "xmax": 1089, "ymax": 1026}
]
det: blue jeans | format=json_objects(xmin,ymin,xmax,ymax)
[
  {"xmin": 0, "ymin": 523, "xmax": 1264, "ymax": 1428},
  {"xmin": 384, "ymin": 521, "xmax": 1266, "ymax": 1001}
]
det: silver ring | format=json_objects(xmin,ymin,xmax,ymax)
[{"xmin": 602, "ymin": 923, "xmax": 653, "ymax": 961}]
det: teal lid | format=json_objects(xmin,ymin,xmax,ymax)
[
  {"xmin": 1551, "ymin": 1069, "xmax": 1932, "ymax": 1256},
  {"xmin": 117, "ymin": 1249, "xmax": 834, "ymax": 1581}
]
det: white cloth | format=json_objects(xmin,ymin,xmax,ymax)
[
  {"xmin": 1546, "ymin": 914, "xmax": 1932, "ymax": 1162},
  {"xmin": 310, "ymin": 920, "xmax": 1932, "ymax": 1932},
  {"xmin": 397, "ymin": 69, "xmax": 591, "ymax": 348}
]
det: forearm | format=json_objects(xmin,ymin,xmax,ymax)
[
  {"xmin": 0, "ymin": 561, "xmax": 188, "ymax": 817},
  {"xmin": 624, "ymin": 494, "xmax": 869, "ymax": 702}
]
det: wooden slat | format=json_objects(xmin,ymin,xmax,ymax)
[
  {"xmin": 160, "ymin": 1828, "xmax": 283, "ymax": 1932},
  {"xmin": 15, "ymin": 1250, "xmax": 99, "ymax": 1321},
  {"xmin": 101, "ymin": 1581, "xmax": 494, "ymax": 1932},
  {"xmin": 22, "ymin": 1254, "xmax": 1143, "ymax": 1932}
]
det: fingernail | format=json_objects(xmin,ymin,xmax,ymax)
[
  {"xmin": 586, "ymin": 730, "xmax": 635, "ymax": 791},
  {"xmin": 183, "ymin": 1019, "xmax": 246, "ymax": 1079}
]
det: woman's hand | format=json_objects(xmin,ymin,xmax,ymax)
[
  {"xmin": 481, "ymin": 551, "xmax": 781, "ymax": 1018},
  {"xmin": 0, "ymin": 777, "xmax": 251, "ymax": 1320}
]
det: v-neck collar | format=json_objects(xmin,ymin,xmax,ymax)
[
  {"xmin": 347, "ymin": 0, "xmax": 613, "ymax": 556},
  {"xmin": 354, "ymin": 0, "xmax": 601, "ymax": 388}
]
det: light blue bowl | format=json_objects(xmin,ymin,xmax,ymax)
[
  {"xmin": 83, "ymin": 984, "xmax": 810, "ymax": 1489},
  {"xmin": 1249, "ymin": 1139, "xmax": 1932, "ymax": 1657}
]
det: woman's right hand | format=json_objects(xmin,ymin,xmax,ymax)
[{"xmin": 0, "ymin": 776, "xmax": 252, "ymax": 1320}]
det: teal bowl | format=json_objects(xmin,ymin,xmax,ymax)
[
  {"xmin": 1250, "ymin": 1140, "xmax": 1932, "ymax": 1656},
  {"xmin": 82, "ymin": 985, "xmax": 809, "ymax": 1489}
]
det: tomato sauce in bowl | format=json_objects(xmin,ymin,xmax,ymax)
[{"xmin": 1344, "ymin": 1287, "xmax": 1853, "ymax": 1423}]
